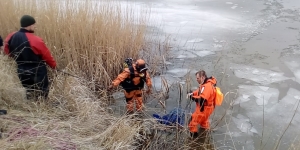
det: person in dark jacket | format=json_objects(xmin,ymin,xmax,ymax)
[
  {"xmin": 4, "ymin": 15, "xmax": 57, "ymax": 100},
  {"xmin": 1, "ymin": 37, "xmax": 8, "ymax": 115},
  {"xmin": 0, "ymin": 35, "xmax": 3, "ymax": 51}
]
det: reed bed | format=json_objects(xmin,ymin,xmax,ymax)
[{"xmin": 0, "ymin": 0, "xmax": 168, "ymax": 87}]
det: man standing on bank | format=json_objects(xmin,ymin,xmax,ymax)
[
  {"xmin": 187, "ymin": 70, "xmax": 217, "ymax": 138},
  {"xmin": 4, "ymin": 15, "xmax": 57, "ymax": 99},
  {"xmin": 0, "ymin": 35, "xmax": 4, "ymax": 51}
]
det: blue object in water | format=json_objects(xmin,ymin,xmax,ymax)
[{"xmin": 153, "ymin": 107, "xmax": 185, "ymax": 126}]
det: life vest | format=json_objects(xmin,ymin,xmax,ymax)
[
  {"xmin": 214, "ymin": 86, "xmax": 224, "ymax": 106},
  {"xmin": 191, "ymin": 76, "xmax": 223, "ymax": 106},
  {"xmin": 120, "ymin": 66, "xmax": 146, "ymax": 92}
]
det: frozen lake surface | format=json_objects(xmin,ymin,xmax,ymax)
[{"xmin": 111, "ymin": 0, "xmax": 300, "ymax": 149}]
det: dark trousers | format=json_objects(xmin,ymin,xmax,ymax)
[{"xmin": 17, "ymin": 64, "xmax": 49, "ymax": 100}]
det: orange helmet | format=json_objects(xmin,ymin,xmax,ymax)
[
  {"xmin": 136, "ymin": 59, "xmax": 145, "ymax": 66},
  {"xmin": 136, "ymin": 59, "xmax": 147, "ymax": 72}
]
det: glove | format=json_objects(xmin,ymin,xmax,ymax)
[{"xmin": 186, "ymin": 93, "xmax": 193, "ymax": 99}]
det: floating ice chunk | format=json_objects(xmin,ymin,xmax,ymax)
[
  {"xmin": 284, "ymin": 60, "xmax": 300, "ymax": 84},
  {"xmin": 231, "ymin": 6, "xmax": 238, "ymax": 9},
  {"xmin": 250, "ymin": 127, "xmax": 258, "ymax": 134},
  {"xmin": 230, "ymin": 63, "xmax": 290, "ymax": 85},
  {"xmin": 213, "ymin": 44, "xmax": 223, "ymax": 48},
  {"xmin": 193, "ymin": 50, "xmax": 215, "ymax": 57},
  {"xmin": 232, "ymin": 115, "xmax": 253, "ymax": 135},
  {"xmin": 294, "ymin": 70, "xmax": 300, "ymax": 83},
  {"xmin": 284, "ymin": 60, "xmax": 299, "ymax": 70},
  {"xmin": 233, "ymin": 95, "xmax": 251, "ymax": 105},
  {"xmin": 243, "ymin": 94, "xmax": 250, "ymax": 99},
  {"xmin": 226, "ymin": 2, "xmax": 233, "ymax": 5},
  {"xmin": 235, "ymin": 85, "xmax": 279, "ymax": 106},
  {"xmin": 176, "ymin": 54, "xmax": 187, "ymax": 59},
  {"xmin": 213, "ymin": 38, "xmax": 219, "ymax": 43},
  {"xmin": 264, "ymin": 88, "xmax": 300, "ymax": 125},
  {"xmin": 258, "ymin": 86, "xmax": 269, "ymax": 91},
  {"xmin": 167, "ymin": 68, "xmax": 192, "ymax": 78},
  {"xmin": 175, "ymin": 51, "xmax": 197, "ymax": 59},
  {"xmin": 254, "ymin": 91, "xmax": 272, "ymax": 105},
  {"xmin": 187, "ymin": 38, "xmax": 204, "ymax": 43}
]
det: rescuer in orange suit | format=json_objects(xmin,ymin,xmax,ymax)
[
  {"xmin": 108, "ymin": 59, "xmax": 152, "ymax": 114},
  {"xmin": 187, "ymin": 70, "xmax": 217, "ymax": 138}
]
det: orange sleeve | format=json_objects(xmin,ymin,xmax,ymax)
[
  {"xmin": 112, "ymin": 69, "xmax": 130, "ymax": 87},
  {"xmin": 146, "ymin": 71, "xmax": 152, "ymax": 88}
]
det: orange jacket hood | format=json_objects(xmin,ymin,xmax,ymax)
[{"xmin": 204, "ymin": 76, "xmax": 217, "ymax": 85}]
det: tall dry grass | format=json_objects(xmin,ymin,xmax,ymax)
[
  {"xmin": 0, "ymin": 0, "xmax": 167, "ymax": 87},
  {"xmin": 0, "ymin": 0, "xmax": 175, "ymax": 149}
]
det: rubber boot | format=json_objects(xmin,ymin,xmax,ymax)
[{"xmin": 189, "ymin": 131, "xmax": 198, "ymax": 139}]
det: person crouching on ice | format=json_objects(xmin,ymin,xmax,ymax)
[{"xmin": 108, "ymin": 59, "xmax": 152, "ymax": 115}]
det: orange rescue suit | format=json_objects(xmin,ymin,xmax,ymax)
[
  {"xmin": 189, "ymin": 76, "xmax": 217, "ymax": 133},
  {"xmin": 112, "ymin": 64, "xmax": 152, "ymax": 112}
]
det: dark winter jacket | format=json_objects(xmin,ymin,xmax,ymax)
[
  {"xmin": 0, "ymin": 36, "xmax": 3, "ymax": 47},
  {"xmin": 4, "ymin": 28, "xmax": 56, "ymax": 69}
]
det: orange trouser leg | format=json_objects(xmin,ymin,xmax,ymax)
[
  {"xmin": 199, "ymin": 106, "xmax": 214, "ymax": 129},
  {"xmin": 124, "ymin": 90, "xmax": 135, "ymax": 112},
  {"xmin": 133, "ymin": 90, "xmax": 143, "ymax": 111},
  {"xmin": 189, "ymin": 103, "xmax": 202, "ymax": 133},
  {"xmin": 189, "ymin": 104, "xmax": 214, "ymax": 133}
]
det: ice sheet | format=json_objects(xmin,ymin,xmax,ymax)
[
  {"xmin": 232, "ymin": 114, "xmax": 257, "ymax": 136},
  {"xmin": 284, "ymin": 60, "xmax": 300, "ymax": 84},
  {"xmin": 230, "ymin": 63, "xmax": 290, "ymax": 85},
  {"xmin": 192, "ymin": 50, "xmax": 215, "ymax": 57},
  {"xmin": 187, "ymin": 38, "xmax": 204, "ymax": 43},
  {"xmin": 166, "ymin": 68, "xmax": 195, "ymax": 78},
  {"xmin": 234, "ymin": 85, "xmax": 279, "ymax": 106},
  {"xmin": 226, "ymin": 2, "xmax": 233, "ymax": 5},
  {"xmin": 250, "ymin": 88, "xmax": 300, "ymax": 131},
  {"xmin": 175, "ymin": 51, "xmax": 197, "ymax": 59}
]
